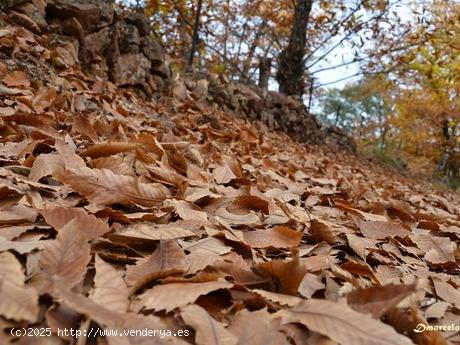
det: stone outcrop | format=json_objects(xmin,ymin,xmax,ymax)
[{"xmin": 2, "ymin": 0, "xmax": 171, "ymax": 95}]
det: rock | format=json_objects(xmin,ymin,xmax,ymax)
[
  {"xmin": 124, "ymin": 12, "xmax": 150, "ymax": 36},
  {"xmin": 141, "ymin": 37, "xmax": 164, "ymax": 64},
  {"xmin": 117, "ymin": 23, "xmax": 140, "ymax": 53},
  {"xmin": 46, "ymin": 0, "xmax": 113, "ymax": 33},
  {"xmin": 192, "ymin": 79, "xmax": 209, "ymax": 100},
  {"xmin": 113, "ymin": 53, "xmax": 151, "ymax": 86},
  {"xmin": 0, "ymin": 0, "xmax": 27, "ymax": 10},
  {"xmin": 52, "ymin": 39, "xmax": 79, "ymax": 67},
  {"xmin": 80, "ymin": 27, "xmax": 111, "ymax": 63},
  {"xmin": 12, "ymin": 2, "xmax": 47, "ymax": 33},
  {"xmin": 172, "ymin": 80, "xmax": 190, "ymax": 101},
  {"xmin": 8, "ymin": 10, "xmax": 42, "ymax": 34},
  {"xmin": 31, "ymin": 0, "xmax": 47, "ymax": 16},
  {"xmin": 151, "ymin": 63, "xmax": 171, "ymax": 79},
  {"xmin": 60, "ymin": 17, "xmax": 85, "ymax": 41}
]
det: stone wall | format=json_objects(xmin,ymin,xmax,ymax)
[{"xmin": 3, "ymin": 0, "xmax": 171, "ymax": 96}]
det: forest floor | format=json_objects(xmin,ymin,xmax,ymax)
[{"xmin": 0, "ymin": 13, "xmax": 460, "ymax": 345}]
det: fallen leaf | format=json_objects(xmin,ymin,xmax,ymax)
[
  {"xmin": 181, "ymin": 304, "xmax": 237, "ymax": 345},
  {"xmin": 228, "ymin": 308, "xmax": 288, "ymax": 345},
  {"xmin": 41, "ymin": 205, "xmax": 110, "ymax": 240},
  {"xmin": 287, "ymin": 299, "xmax": 413, "ymax": 345},
  {"xmin": 56, "ymin": 167, "xmax": 169, "ymax": 206},
  {"xmin": 135, "ymin": 280, "xmax": 233, "ymax": 312},
  {"xmin": 243, "ymin": 226, "xmax": 303, "ymax": 248},
  {"xmin": 39, "ymin": 218, "xmax": 91, "ymax": 289},
  {"xmin": 126, "ymin": 239, "xmax": 187, "ymax": 291},
  {"xmin": 411, "ymin": 235, "xmax": 455, "ymax": 264},
  {"xmin": 354, "ymin": 217, "xmax": 411, "ymax": 240},
  {"xmin": 91, "ymin": 255, "xmax": 129, "ymax": 313},
  {"xmin": 346, "ymin": 283, "xmax": 417, "ymax": 318}
]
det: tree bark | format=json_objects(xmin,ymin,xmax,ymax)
[
  {"xmin": 258, "ymin": 57, "xmax": 272, "ymax": 90},
  {"xmin": 276, "ymin": 0, "xmax": 313, "ymax": 97},
  {"xmin": 188, "ymin": 0, "xmax": 204, "ymax": 68}
]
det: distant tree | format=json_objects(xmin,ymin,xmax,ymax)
[{"xmin": 317, "ymin": 79, "xmax": 391, "ymax": 148}]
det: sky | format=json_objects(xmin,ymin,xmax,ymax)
[{"xmin": 311, "ymin": 0, "xmax": 417, "ymax": 90}]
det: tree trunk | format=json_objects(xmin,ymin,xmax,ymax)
[
  {"xmin": 276, "ymin": 0, "xmax": 313, "ymax": 97},
  {"xmin": 188, "ymin": 0, "xmax": 204, "ymax": 69},
  {"xmin": 258, "ymin": 57, "xmax": 272, "ymax": 90}
]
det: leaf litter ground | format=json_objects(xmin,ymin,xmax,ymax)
[{"xmin": 0, "ymin": 22, "xmax": 460, "ymax": 345}]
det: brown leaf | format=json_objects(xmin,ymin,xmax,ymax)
[
  {"xmin": 0, "ymin": 236, "xmax": 47, "ymax": 254},
  {"xmin": 116, "ymin": 222, "xmax": 196, "ymax": 241},
  {"xmin": 80, "ymin": 142, "xmax": 139, "ymax": 159},
  {"xmin": 185, "ymin": 251, "xmax": 221, "ymax": 275},
  {"xmin": 308, "ymin": 219, "xmax": 338, "ymax": 244},
  {"xmin": 252, "ymin": 289, "xmax": 302, "ymax": 306},
  {"xmin": 56, "ymin": 167, "xmax": 169, "ymax": 206},
  {"xmin": 346, "ymin": 234, "xmax": 379, "ymax": 260},
  {"xmin": 256, "ymin": 252, "xmax": 307, "ymax": 295},
  {"xmin": 166, "ymin": 199, "xmax": 208, "ymax": 222},
  {"xmin": 126, "ymin": 240, "xmax": 187, "ymax": 291},
  {"xmin": 3, "ymin": 70, "xmax": 30, "ymax": 88},
  {"xmin": 433, "ymin": 279, "xmax": 460, "ymax": 309},
  {"xmin": 298, "ymin": 273, "xmax": 325, "ymax": 299},
  {"xmin": 135, "ymin": 280, "xmax": 233, "ymax": 313},
  {"xmin": 243, "ymin": 226, "xmax": 303, "ymax": 248},
  {"xmin": 0, "ymin": 252, "xmax": 38, "ymax": 322},
  {"xmin": 346, "ymin": 283, "xmax": 417, "ymax": 318},
  {"xmin": 179, "ymin": 237, "xmax": 232, "ymax": 255},
  {"xmin": 213, "ymin": 252, "xmax": 266, "ymax": 286},
  {"xmin": 181, "ymin": 304, "xmax": 237, "ymax": 345},
  {"xmin": 29, "ymin": 153, "xmax": 65, "ymax": 181},
  {"xmin": 214, "ymin": 208, "xmax": 260, "ymax": 226},
  {"xmin": 213, "ymin": 163, "xmax": 237, "ymax": 184},
  {"xmin": 229, "ymin": 195, "xmax": 269, "ymax": 214},
  {"xmin": 354, "ymin": 217, "xmax": 411, "ymax": 240},
  {"xmin": 39, "ymin": 218, "xmax": 91, "ymax": 289},
  {"xmin": 53, "ymin": 283, "xmax": 175, "ymax": 345},
  {"xmin": 411, "ymin": 235, "xmax": 455, "ymax": 264},
  {"xmin": 228, "ymin": 309, "xmax": 288, "ymax": 345},
  {"xmin": 40, "ymin": 205, "xmax": 110, "ymax": 240},
  {"xmin": 91, "ymin": 255, "xmax": 129, "ymax": 313},
  {"xmin": 287, "ymin": 299, "xmax": 413, "ymax": 345},
  {"xmin": 425, "ymin": 301, "xmax": 449, "ymax": 319}
]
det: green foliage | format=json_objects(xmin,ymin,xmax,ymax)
[{"xmin": 317, "ymin": 79, "xmax": 391, "ymax": 148}]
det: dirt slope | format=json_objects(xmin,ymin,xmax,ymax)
[{"xmin": 0, "ymin": 3, "xmax": 460, "ymax": 345}]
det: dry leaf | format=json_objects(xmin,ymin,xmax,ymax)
[
  {"xmin": 91, "ymin": 255, "xmax": 129, "ymax": 313},
  {"xmin": 166, "ymin": 199, "xmax": 208, "ymax": 222},
  {"xmin": 256, "ymin": 252, "xmax": 307, "ymax": 294},
  {"xmin": 243, "ymin": 226, "xmax": 302, "ymax": 248},
  {"xmin": 56, "ymin": 167, "xmax": 169, "ymax": 206},
  {"xmin": 181, "ymin": 304, "xmax": 237, "ymax": 345},
  {"xmin": 354, "ymin": 217, "xmax": 410, "ymax": 240},
  {"xmin": 287, "ymin": 299, "xmax": 413, "ymax": 345},
  {"xmin": 135, "ymin": 280, "xmax": 233, "ymax": 312},
  {"xmin": 40, "ymin": 218, "xmax": 91, "ymax": 289},
  {"xmin": 41, "ymin": 205, "xmax": 110, "ymax": 240},
  {"xmin": 346, "ymin": 283, "xmax": 417, "ymax": 318},
  {"xmin": 228, "ymin": 309, "xmax": 287, "ymax": 345},
  {"xmin": 126, "ymin": 240, "xmax": 187, "ymax": 291},
  {"xmin": 0, "ymin": 252, "xmax": 39, "ymax": 322},
  {"xmin": 411, "ymin": 235, "xmax": 455, "ymax": 264},
  {"xmin": 298, "ymin": 273, "xmax": 325, "ymax": 299}
]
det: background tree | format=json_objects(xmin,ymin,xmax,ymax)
[{"xmin": 276, "ymin": 0, "xmax": 313, "ymax": 96}]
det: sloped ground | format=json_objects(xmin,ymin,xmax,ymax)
[{"xmin": 1, "ymin": 10, "xmax": 460, "ymax": 345}]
